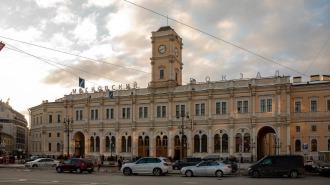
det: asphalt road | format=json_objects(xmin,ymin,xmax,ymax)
[{"xmin": 0, "ymin": 168, "xmax": 329, "ymax": 185}]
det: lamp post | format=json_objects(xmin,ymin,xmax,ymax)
[
  {"xmin": 249, "ymin": 139, "xmax": 256, "ymax": 162},
  {"xmin": 63, "ymin": 118, "xmax": 73, "ymax": 156},
  {"xmin": 176, "ymin": 112, "xmax": 190, "ymax": 159}
]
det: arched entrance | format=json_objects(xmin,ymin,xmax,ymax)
[
  {"xmin": 138, "ymin": 136, "xmax": 150, "ymax": 157},
  {"xmin": 257, "ymin": 126, "xmax": 276, "ymax": 160},
  {"xmin": 156, "ymin": 135, "xmax": 168, "ymax": 157},
  {"xmin": 74, "ymin": 131, "xmax": 85, "ymax": 157}
]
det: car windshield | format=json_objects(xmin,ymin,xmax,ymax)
[
  {"xmin": 163, "ymin": 158, "xmax": 171, "ymax": 162},
  {"xmin": 256, "ymin": 156, "xmax": 267, "ymax": 164}
]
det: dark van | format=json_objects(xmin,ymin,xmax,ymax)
[
  {"xmin": 172, "ymin": 157, "xmax": 202, "ymax": 170},
  {"xmin": 247, "ymin": 155, "xmax": 305, "ymax": 178}
]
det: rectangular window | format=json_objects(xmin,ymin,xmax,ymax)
[
  {"xmin": 122, "ymin": 108, "xmax": 126, "ymax": 118},
  {"xmin": 36, "ymin": 117, "xmax": 38, "ymax": 124},
  {"xmin": 40, "ymin": 116, "xmax": 42, "ymax": 124},
  {"xmin": 295, "ymin": 102, "xmax": 301, "ymax": 112},
  {"xmin": 48, "ymin": 133, "xmax": 51, "ymax": 137},
  {"xmin": 80, "ymin": 110, "xmax": 83, "ymax": 120},
  {"xmin": 57, "ymin": 133, "xmax": 60, "ymax": 137},
  {"xmin": 195, "ymin": 104, "xmax": 200, "ymax": 115},
  {"xmin": 106, "ymin": 109, "xmax": 110, "ymax": 119},
  {"xmin": 328, "ymin": 125, "xmax": 330, "ymax": 131},
  {"xmin": 176, "ymin": 105, "xmax": 180, "ymax": 116},
  {"xmin": 222, "ymin": 102, "xmax": 226, "ymax": 114},
  {"xmin": 216, "ymin": 103, "xmax": 220, "ymax": 114},
  {"xmin": 296, "ymin": 126, "xmax": 300, "ymax": 132},
  {"xmin": 95, "ymin": 109, "xmax": 98, "ymax": 120},
  {"xmin": 144, "ymin": 107, "xmax": 148, "ymax": 118},
  {"xmin": 261, "ymin": 100, "xmax": 266, "ymax": 112},
  {"xmin": 243, "ymin": 101, "xmax": 248, "ymax": 113},
  {"xmin": 181, "ymin": 105, "xmax": 185, "ymax": 115},
  {"xmin": 267, "ymin": 99, "xmax": 272, "ymax": 112},
  {"xmin": 311, "ymin": 125, "xmax": 317, "ymax": 132},
  {"xmin": 91, "ymin": 110, "xmax": 94, "ymax": 120},
  {"xmin": 237, "ymin": 101, "xmax": 242, "ymax": 113},
  {"xmin": 76, "ymin": 110, "xmax": 79, "ymax": 120},
  {"xmin": 127, "ymin": 108, "xmax": 130, "ymax": 118},
  {"xmin": 157, "ymin": 106, "xmax": 161, "ymax": 117},
  {"xmin": 327, "ymin": 100, "xmax": 330, "ymax": 111},
  {"xmin": 201, "ymin": 103, "xmax": 205, "ymax": 115},
  {"xmin": 49, "ymin": 115, "xmax": 52, "ymax": 123},
  {"xmin": 160, "ymin": 70, "xmax": 164, "ymax": 79},
  {"xmin": 175, "ymin": 72, "xmax": 178, "ymax": 81},
  {"xmin": 110, "ymin": 109, "xmax": 114, "ymax": 119},
  {"xmin": 311, "ymin": 100, "xmax": 317, "ymax": 112},
  {"xmin": 139, "ymin": 107, "xmax": 143, "ymax": 118},
  {"xmin": 57, "ymin": 114, "xmax": 61, "ymax": 123},
  {"xmin": 162, "ymin": 106, "xmax": 166, "ymax": 117}
]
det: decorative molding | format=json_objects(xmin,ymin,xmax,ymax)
[
  {"xmin": 43, "ymin": 108, "xmax": 47, "ymax": 112},
  {"xmin": 230, "ymin": 93, "xmax": 234, "ymax": 98},
  {"xmin": 276, "ymin": 90, "xmax": 281, "ymax": 94},
  {"xmin": 229, "ymin": 124, "xmax": 234, "ymax": 129},
  {"xmin": 286, "ymin": 90, "xmax": 290, "ymax": 94},
  {"xmin": 208, "ymin": 95, "xmax": 213, "ymax": 99},
  {"xmin": 251, "ymin": 92, "xmax": 256, "ymax": 96}
]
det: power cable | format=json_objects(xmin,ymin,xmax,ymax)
[{"xmin": 124, "ymin": 0, "xmax": 309, "ymax": 77}]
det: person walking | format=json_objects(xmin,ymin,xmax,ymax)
[
  {"xmin": 97, "ymin": 157, "xmax": 102, "ymax": 172},
  {"xmin": 118, "ymin": 156, "xmax": 122, "ymax": 171}
]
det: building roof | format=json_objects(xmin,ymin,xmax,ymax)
[{"xmin": 157, "ymin": 26, "xmax": 173, "ymax": 32}]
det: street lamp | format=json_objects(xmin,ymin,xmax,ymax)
[
  {"xmin": 63, "ymin": 118, "xmax": 73, "ymax": 156},
  {"xmin": 249, "ymin": 139, "xmax": 256, "ymax": 162},
  {"xmin": 110, "ymin": 142, "xmax": 115, "ymax": 157},
  {"xmin": 176, "ymin": 112, "xmax": 190, "ymax": 159}
]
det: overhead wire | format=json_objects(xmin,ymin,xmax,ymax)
[{"xmin": 124, "ymin": 0, "xmax": 309, "ymax": 77}]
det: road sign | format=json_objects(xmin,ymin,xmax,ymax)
[
  {"xmin": 1, "ymin": 141, "xmax": 6, "ymax": 147},
  {"xmin": 5, "ymin": 146, "xmax": 9, "ymax": 151},
  {"xmin": 0, "ymin": 146, "xmax": 2, "ymax": 150},
  {"xmin": 302, "ymin": 143, "xmax": 308, "ymax": 150}
]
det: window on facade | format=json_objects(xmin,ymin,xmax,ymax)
[
  {"xmin": 311, "ymin": 125, "xmax": 317, "ymax": 132},
  {"xmin": 236, "ymin": 133, "xmax": 242, "ymax": 152},
  {"xmin": 194, "ymin": 135, "xmax": 200, "ymax": 153},
  {"xmin": 79, "ymin": 110, "xmax": 83, "ymax": 120},
  {"xmin": 122, "ymin": 108, "xmax": 130, "ymax": 118},
  {"xmin": 57, "ymin": 114, "xmax": 61, "ymax": 123},
  {"xmin": 311, "ymin": 139, "xmax": 317, "ymax": 151},
  {"xmin": 328, "ymin": 139, "xmax": 330, "ymax": 151},
  {"xmin": 96, "ymin": 136, "xmax": 100, "ymax": 152},
  {"xmin": 244, "ymin": 133, "xmax": 250, "ymax": 152},
  {"xmin": 160, "ymin": 70, "xmax": 164, "ymax": 79},
  {"xmin": 36, "ymin": 117, "xmax": 38, "ymax": 124},
  {"xmin": 49, "ymin": 115, "xmax": 52, "ymax": 123},
  {"xmin": 311, "ymin": 100, "xmax": 317, "ymax": 112},
  {"xmin": 195, "ymin": 104, "xmax": 200, "ymax": 115},
  {"xmin": 127, "ymin": 136, "xmax": 132, "ymax": 152},
  {"xmin": 222, "ymin": 134, "xmax": 228, "ymax": 153},
  {"xmin": 296, "ymin": 126, "xmax": 300, "ymax": 132},
  {"xmin": 57, "ymin": 143, "xmax": 60, "ymax": 152},
  {"xmin": 156, "ymin": 136, "xmax": 161, "ymax": 147},
  {"xmin": 176, "ymin": 105, "xmax": 185, "ymax": 116},
  {"xmin": 201, "ymin": 103, "xmax": 205, "ymax": 115},
  {"xmin": 48, "ymin": 133, "xmax": 51, "ymax": 137},
  {"xmin": 91, "ymin": 110, "xmax": 94, "ymax": 120},
  {"xmin": 214, "ymin": 134, "xmax": 220, "ymax": 153},
  {"xmin": 261, "ymin": 100, "xmax": 266, "ymax": 112},
  {"xmin": 328, "ymin": 125, "xmax": 330, "ymax": 131},
  {"xmin": 157, "ymin": 106, "xmax": 166, "ymax": 117},
  {"xmin": 48, "ymin": 143, "xmax": 51, "ymax": 151},
  {"xmin": 261, "ymin": 99, "xmax": 272, "ymax": 112},
  {"xmin": 106, "ymin": 108, "xmax": 114, "ymax": 119},
  {"xmin": 57, "ymin": 133, "xmax": 60, "ymax": 137},
  {"xmin": 175, "ymin": 72, "xmax": 178, "ymax": 81},
  {"xmin": 201, "ymin": 134, "xmax": 207, "ymax": 152},
  {"xmin": 162, "ymin": 136, "xmax": 168, "ymax": 146},
  {"xmin": 237, "ymin": 101, "xmax": 248, "ymax": 113},
  {"xmin": 139, "ymin": 107, "xmax": 148, "ymax": 118},
  {"xmin": 327, "ymin": 100, "xmax": 330, "ymax": 111},
  {"xmin": 295, "ymin": 140, "xmax": 301, "ymax": 152},
  {"xmin": 174, "ymin": 135, "xmax": 180, "ymax": 147},
  {"xmin": 40, "ymin": 116, "xmax": 42, "ymax": 124},
  {"xmin": 90, "ymin": 136, "xmax": 94, "ymax": 152},
  {"xmin": 295, "ymin": 102, "xmax": 301, "ymax": 112},
  {"xmin": 267, "ymin": 99, "xmax": 272, "ymax": 112},
  {"xmin": 121, "ymin": 136, "xmax": 126, "ymax": 152}
]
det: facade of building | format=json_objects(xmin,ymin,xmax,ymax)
[
  {"xmin": 0, "ymin": 101, "xmax": 28, "ymax": 157},
  {"xmin": 28, "ymin": 27, "xmax": 330, "ymax": 161}
]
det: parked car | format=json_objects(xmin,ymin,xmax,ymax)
[
  {"xmin": 172, "ymin": 157, "xmax": 202, "ymax": 170},
  {"xmin": 122, "ymin": 158, "xmax": 132, "ymax": 164},
  {"xmin": 121, "ymin": 157, "xmax": 172, "ymax": 176},
  {"xmin": 25, "ymin": 155, "xmax": 43, "ymax": 162},
  {"xmin": 247, "ymin": 155, "xmax": 305, "ymax": 178},
  {"xmin": 56, "ymin": 158, "xmax": 94, "ymax": 174},
  {"xmin": 316, "ymin": 161, "xmax": 330, "ymax": 177},
  {"xmin": 180, "ymin": 161, "xmax": 231, "ymax": 177},
  {"xmin": 304, "ymin": 160, "xmax": 319, "ymax": 173},
  {"xmin": 219, "ymin": 160, "xmax": 238, "ymax": 173},
  {"xmin": 25, "ymin": 158, "xmax": 60, "ymax": 168}
]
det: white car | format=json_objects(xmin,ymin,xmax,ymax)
[
  {"xmin": 180, "ymin": 161, "xmax": 231, "ymax": 177},
  {"xmin": 121, "ymin": 157, "xmax": 173, "ymax": 176},
  {"xmin": 25, "ymin": 158, "xmax": 60, "ymax": 168}
]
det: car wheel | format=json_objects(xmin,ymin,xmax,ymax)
[
  {"xmin": 289, "ymin": 170, "xmax": 298, "ymax": 178},
  {"xmin": 32, "ymin": 164, "xmax": 38, "ymax": 167},
  {"xmin": 123, "ymin": 168, "xmax": 132, "ymax": 176},
  {"xmin": 76, "ymin": 167, "xmax": 82, "ymax": 174},
  {"xmin": 252, "ymin": 170, "xmax": 260, "ymax": 178},
  {"xmin": 185, "ymin": 170, "xmax": 193, "ymax": 177},
  {"xmin": 153, "ymin": 168, "xmax": 162, "ymax": 176},
  {"xmin": 88, "ymin": 170, "xmax": 93, "ymax": 173},
  {"xmin": 215, "ymin": 170, "xmax": 223, "ymax": 177},
  {"xmin": 173, "ymin": 166, "xmax": 179, "ymax": 170},
  {"xmin": 56, "ymin": 167, "xmax": 62, "ymax": 173}
]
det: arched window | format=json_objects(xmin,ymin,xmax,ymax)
[
  {"xmin": 138, "ymin": 136, "xmax": 143, "ymax": 146},
  {"xmin": 222, "ymin": 134, "xmax": 228, "ymax": 153},
  {"xmin": 127, "ymin": 136, "xmax": 132, "ymax": 152},
  {"xmin": 105, "ymin": 136, "xmax": 110, "ymax": 152},
  {"xmin": 96, "ymin": 136, "xmax": 100, "ymax": 152},
  {"xmin": 111, "ymin": 136, "xmax": 116, "ymax": 152},
  {"xmin": 295, "ymin": 140, "xmax": 301, "ymax": 152},
  {"xmin": 121, "ymin": 136, "xmax": 126, "ymax": 152},
  {"xmin": 145, "ymin": 136, "xmax": 150, "ymax": 147},
  {"xmin": 48, "ymin": 143, "xmax": 51, "ymax": 152},
  {"xmin": 236, "ymin": 133, "xmax": 242, "ymax": 152},
  {"xmin": 201, "ymin": 134, "xmax": 207, "ymax": 152},
  {"xmin": 90, "ymin": 136, "xmax": 94, "ymax": 152},
  {"xmin": 174, "ymin": 135, "xmax": 180, "ymax": 146},
  {"xmin": 156, "ymin": 136, "xmax": 161, "ymax": 147},
  {"xmin": 57, "ymin": 143, "xmax": 60, "ymax": 152},
  {"xmin": 194, "ymin": 135, "xmax": 200, "ymax": 152},
  {"xmin": 163, "ymin": 135, "xmax": 168, "ymax": 146},
  {"xmin": 244, "ymin": 133, "xmax": 250, "ymax": 152},
  {"xmin": 311, "ymin": 139, "xmax": 317, "ymax": 151},
  {"xmin": 214, "ymin": 134, "xmax": 220, "ymax": 153}
]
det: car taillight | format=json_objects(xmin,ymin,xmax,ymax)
[
  {"xmin": 164, "ymin": 163, "xmax": 168, "ymax": 166},
  {"xmin": 81, "ymin": 162, "xmax": 85, "ymax": 167},
  {"xmin": 227, "ymin": 166, "xmax": 231, "ymax": 168}
]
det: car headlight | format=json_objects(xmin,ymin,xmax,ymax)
[{"xmin": 247, "ymin": 168, "xmax": 251, "ymax": 171}]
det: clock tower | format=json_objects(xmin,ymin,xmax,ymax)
[{"xmin": 149, "ymin": 26, "xmax": 183, "ymax": 88}]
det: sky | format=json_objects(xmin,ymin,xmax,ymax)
[{"xmin": 0, "ymin": 0, "xmax": 329, "ymax": 127}]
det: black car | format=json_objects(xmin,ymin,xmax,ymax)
[
  {"xmin": 317, "ymin": 161, "xmax": 330, "ymax": 177},
  {"xmin": 220, "ymin": 160, "xmax": 238, "ymax": 173},
  {"xmin": 172, "ymin": 157, "xmax": 202, "ymax": 170}
]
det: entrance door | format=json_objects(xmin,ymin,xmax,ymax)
[
  {"xmin": 257, "ymin": 126, "xmax": 276, "ymax": 160},
  {"xmin": 74, "ymin": 132, "xmax": 85, "ymax": 157}
]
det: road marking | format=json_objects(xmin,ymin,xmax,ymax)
[
  {"xmin": 19, "ymin": 179, "xmax": 27, "ymax": 181},
  {"xmin": 183, "ymin": 182, "xmax": 197, "ymax": 184}
]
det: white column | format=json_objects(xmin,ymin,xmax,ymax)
[
  {"xmin": 230, "ymin": 94, "xmax": 234, "ymax": 117},
  {"xmin": 208, "ymin": 97, "xmax": 212, "ymax": 119},
  {"xmin": 169, "ymin": 99, "xmax": 172, "ymax": 121},
  {"xmin": 64, "ymin": 132, "xmax": 68, "ymax": 155},
  {"xmin": 187, "ymin": 129, "xmax": 191, "ymax": 157},
  {"xmin": 149, "ymin": 130, "xmax": 153, "ymax": 156},
  {"xmin": 85, "ymin": 134, "xmax": 88, "ymax": 155},
  {"xmin": 252, "ymin": 93, "xmax": 256, "ymax": 117},
  {"xmin": 286, "ymin": 122, "xmax": 290, "ymax": 154},
  {"xmin": 199, "ymin": 137, "xmax": 202, "ymax": 157},
  {"xmin": 132, "ymin": 129, "xmax": 136, "ymax": 156},
  {"xmin": 43, "ymin": 133, "xmax": 46, "ymax": 155},
  {"xmin": 208, "ymin": 126, "xmax": 212, "ymax": 155},
  {"xmin": 277, "ymin": 90, "xmax": 281, "ymax": 114},
  {"xmin": 229, "ymin": 125, "xmax": 234, "ymax": 156},
  {"xmin": 168, "ymin": 129, "xmax": 172, "ymax": 157},
  {"xmin": 115, "ymin": 129, "xmax": 119, "ymax": 156},
  {"xmin": 100, "ymin": 138, "xmax": 104, "ymax": 155},
  {"xmin": 252, "ymin": 125, "xmax": 256, "ymax": 161}
]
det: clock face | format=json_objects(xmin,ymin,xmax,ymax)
[
  {"xmin": 158, "ymin": 45, "xmax": 166, "ymax": 54},
  {"xmin": 175, "ymin": 48, "xmax": 178, "ymax": 57}
]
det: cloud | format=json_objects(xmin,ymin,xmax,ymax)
[
  {"xmin": 33, "ymin": 0, "xmax": 70, "ymax": 8},
  {"xmin": 83, "ymin": 0, "xmax": 117, "ymax": 8},
  {"xmin": 72, "ymin": 14, "xmax": 98, "ymax": 45}
]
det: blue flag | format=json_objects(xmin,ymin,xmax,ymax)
[
  {"xmin": 109, "ymin": 91, "xmax": 113, "ymax": 99},
  {"xmin": 79, "ymin": 77, "xmax": 85, "ymax": 88}
]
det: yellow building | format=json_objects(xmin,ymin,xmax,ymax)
[{"xmin": 28, "ymin": 26, "xmax": 330, "ymax": 162}]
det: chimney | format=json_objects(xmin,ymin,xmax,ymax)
[
  {"xmin": 293, "ymin": 76, "xmax": 301, "ymax": 83},
  {"xmin": 321, "ymin": 75, "xmax": 330, "ymax": 81},
  {"xmin": 310, "ymin": 75, "xmax": 320, "ymax": 82}
]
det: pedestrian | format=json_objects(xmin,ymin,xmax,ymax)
[
  {"xmin": 67, "ymin": 154, "xmax": 71, "ymax": 160},
  {"xmin": 97, "ymin": 158, "xmax": 102, "ymax": 172},
  {"xmin": 118, "ymin": 156, "xmax": 122, "ymax": 171},
  {"xmin": 64, "ymin": 155, "xmax": 67, "ymax": 160}
]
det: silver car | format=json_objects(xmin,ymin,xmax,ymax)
[
  {"xmin": 121, "ymin": 157, "xmax": 173, "ymax": 176},
  {"xmin": 25, "ymin": 158, "xmax": 60, "ymax": 168},
  {"xmin": 180, "ymin": 161, "xmax": 231, "ymax": 177}
]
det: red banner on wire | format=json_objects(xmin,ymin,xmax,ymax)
[{"xmin": 0, "ymin": 42, "xmax": 5, "ymax": 51}]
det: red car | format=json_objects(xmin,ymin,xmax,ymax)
[{"xmin": 56, "ymin": 159, "xmax": 94, "ymax": 173}]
